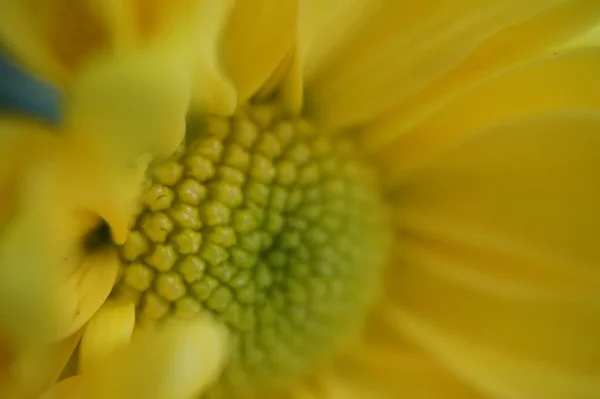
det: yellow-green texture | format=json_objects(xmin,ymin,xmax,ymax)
[{"xmin": 113, "ymin": 100, "xmax": 389, "ymax": 393}]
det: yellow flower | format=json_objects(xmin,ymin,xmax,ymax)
[{"xmin": 2, "ymin": 0, "xmax": 600, "ymax": 398}]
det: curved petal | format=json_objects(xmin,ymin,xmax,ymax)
[
  {"xmin": 78, "ymin": 301, "xmax": 135, "ymax": 373},
  {"xmin": 54, "ymin": 250, "xmax": 119, "ymax": 340},
  {"xmin": 298, "ymin": 0, "xmax": 380, "ymax": 82},
  {"xmin": 0, "ymin": 124, "xmax": 123, "ymax": 341},
  {"xmin": 294, "ymin": 0, "xmax": 382, "ymax": 115},
  {"xmin": 39, "ymin": 376, "xmax": 83, "ymax": 399},
  {"xmin": 130, "ymin": 0, "xmax": 238, "ymax": 116},
  {"xmin": 388, "ymin": 308, "xmax": 600, "ymax": 399},
  {"xmin": 362, "ymin": 0, "xmax": 600, "ymax": 153},
  {"xmin": 186, "ymin": 0, "xmax": 237, "ymax": 116},
  {"xmin": 85, "ymin": 317, "xmax": 228, "ymax": 399},
  {"xmin": 66, "ymin": 0, "xmax": 237, "ymax": 174},
  {"xmin": 304, "ymin": 1, "xmax": 573, "ymax": 129},
  {"xmin": 65, "ymin": 50, "xmax": 192, "ymax": 163},
  {"xmin": 63, "ymin": 54, "xmax": 189, "ymax": 243},
  {"xmin": 0, "ymin": 159, "xmax": 70, "ymax": 344},
  {"xmin": 222, "ymin": 0, "xmax": 298, "ymax": 103},
  {"xmin": 0, "ymin": 0, "xmax": 106, "ymax": 84},
  {"xmin": 321, "ymin": 341, "xmax": 482, "ymax": 398},
  {"xmin": 375, "ymin": 47, "xmax": 600, "ymax": 186},
  {"xmin": 389, "ymin": 111, "xmax": 600, "ymax": 398},
  {"xmin": 279, "ymin": 46, "xmax": 304, "ymax": 114},
  {"xmin": 0, "ymin": 122, "xmax": 135, "ymax": 246},
  {"xmin": 1, "ymin": 332, "xmax": 82, "ymax": 399},
  {"xmin": 44, "ymin": 317, "xmax": 229, "ymax": 399},
  {"xmin": 556, "ymin": 9, "xmax": 600, "ymax": 51}
]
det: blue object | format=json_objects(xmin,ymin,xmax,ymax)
[{"xmin": 0, "ymin": 52, "xmax": 62, "ymax": 125}]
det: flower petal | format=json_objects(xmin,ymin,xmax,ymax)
[
  {"xmin": 82, "ymin": 318, "xmax": 228, "ymax": 399},
  {"xmin": 363, "ymin": 0, "xmax": 600, "ymax": 153},
  {"xmin": 2, "ymin": 332, "xmax": 82, "ymax": 399},
  {"xmin": 556, "ymin": 9, "xmax": 600, "ymax": 51},
  {"xmin": 298, "ymin": 0, "xmax": 381, "ymax": 82},
  {"xmin": 40, "ymin": 376, "xmax": 83, "ymax": 399},
  {"xmin": 0, "ymin": 123, "xmax": 125, "ymax": 341},
  {"xmin": 320, "ymin": 340, "xmax": 481, "ymax": 398},
  {"xmin": 185, "ymin": 0, "xmax": 237, "ymax": 116},
  {"xmin": 305, "ymin": 1, "xmax": 571, "ymax": 129},
  {"xmin": 66, "ymin": 0, "xmax": 238, "ymax": 177},
  {"xmin": 54, "ymin": 250, "xmax": 119, "ymax": 339},
  {"xmin": 66, "ymin": 50, "xmax": 192, "ymax": 163},
  {"xmin": 280, "ymin": 46, "xmax": 304, "ymax": 114},
  {"xmin": 78, "ymin": 301, "xmax": 135, "ymax": 373},
  {"xmin": 0, "ymin": 159, "xmax": 68, "ymax": 344},
  {"xmin": 1, "ymin": 121, "xmax": 136, "ymax": 246},
  {"xmin": 221, "ymin": 0, "xmax": 297, "ymax": 103},
  {"xmin": 388, "ymin": 307, "xmax": 600, "ymax": 399},
  {"xmin": 389, "ymin": 111, "xmax": 600, "ymax": 397},
  {"xmin": 0, "ymin": 0, "xmax": 106, "ymax": 83},
  {"xmin": 374, "ymin": 47, "xmax": 600, "ymax": 187}
]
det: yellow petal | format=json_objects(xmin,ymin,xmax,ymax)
[
  {"xmin": 56, "ymin": 318, "xmax": 229, "ymax": 399},
  {"xmin": 221, "ymin": 0, "xmax": 298, "ymax": 103},
  {"xmin": 89, "ymin": 0, "xmax": 137, "ymax": 50},
  {"xmin": 305, "ymin": 1, "xmax": 569, "ymax": 129},
  {"xmin": 50, "ymin": 332, "xmax": 84, "ymax": 384},
  {"xmin": 0, "ymin": 161, "xmax": 68, "ymax": 344},
  {"xmin": 0, "ymin": 122, "xmax": 135, "ymax": 247},
  {"xmin": 298, "ymin": 0, "xmax": 381, "ymax": 82},
  {"xmin": 66, "ymin": 51, "xmax": 192, "ymax": 163},
  {"xmin": 0, "ymin": 0, "xmax": 106, "ymax": 83},
  {"xmin": 253, "ymin": 43, "xmax": 304, "ymax": 114},
  {"xmin": 279, "ymin": 45, "xmax": 304, "ymax": 114},
  {"xmin": 0, "ymin": 123, "xmax": 128, "ymax": 342},
  {"xmin": 0, "ymin": 0, "xmax": 63, "ymax": 81},
  {"xmin": 317, "ymin": 312, "xmax": 482, "ymax": 399},
  {"xmin": 39, "ymin": 376, "xmax": 83, "ymax": 399},
  {"xmin": 192, "ymin": 61, "xmax": 237, "ymax": 117},
  {"xmin": 79, "ymin": 301, "xmax": 135, "ymax": 373},
  {"xmin": 67, "ymin": 1, "xmax": 239, "ymax": 169},
  {"xmin": 90, "ymin": 0, "xmax": 237, "ymax": 115},
  {"xmin": 71, "ymin": 152, "xmax": 149, "ymax": 246},
  {"xmin": 320, "ymin": 345, "xmax": 481, "ymax": 399},
  {"xmin": 556, "ymin": 7, "xmax": 600, "ymax": 51},
  {"xmin": 389, "ymin": 111, "xmax": 600, "ymax": 397},
  {"xmin": 389, "ymin": 308, "xmax": 600, "ymax": 399},
  {"xmin": 0, "ymin": 332, "xmax": 82, "ymax": 399},
  {"xmin": 376, "ymin": 47, "xmax": 600, "ymax": 186},
  {"xmin": 188, "ymin": 0, "xmax": 237, "ymax": 115},
  {"xmin": 54, "ymin": 250, "xmax": 119, "ymax": 339},
  {"xmin": 394, "ymin": 110, "xmax": 600, "ymax": 294},
  {"xmin": 363, "ymin": 0, "xmax": 600, "ymax": 153}
]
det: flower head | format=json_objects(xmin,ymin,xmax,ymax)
[{"xmin": 2, "ymin": 1, "xmax": 600, "ymax": 399}]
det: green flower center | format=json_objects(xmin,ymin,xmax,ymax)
[{"xmin": 113, "ymin": 101, "xmax": 388, "ymax": 393}]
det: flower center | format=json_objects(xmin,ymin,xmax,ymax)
[{"xmin": 113, "ymin": 101, "xmax": 388, "ymax": 393}]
